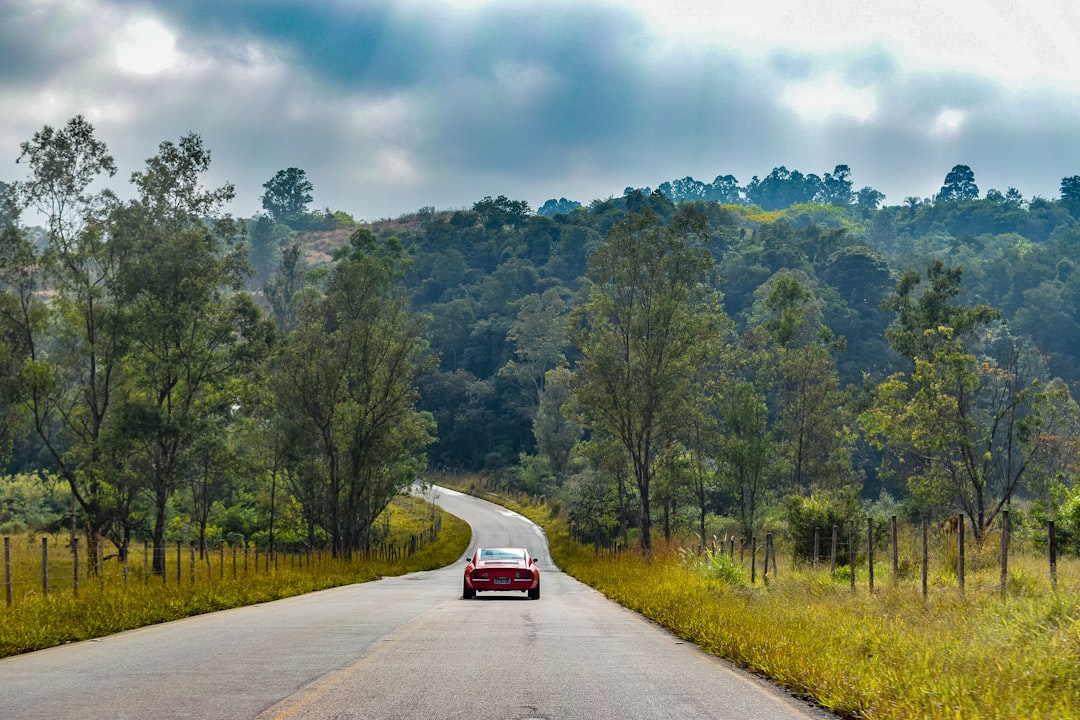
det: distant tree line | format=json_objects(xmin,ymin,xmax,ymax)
[{"xmin": 4, "ymin": 118, "xmax": 1080, "ymax": 562}]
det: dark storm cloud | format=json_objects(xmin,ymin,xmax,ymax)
[
  {"xmin": 0, "ymin": 3, "xmax": 107, "ymax": 90},
  {"xmin": 4, "ymin": 0, "xmax": 1080, "ymax": 220}
]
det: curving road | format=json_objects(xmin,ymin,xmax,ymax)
[{"xmin": 0, "ymin": 486, "xmax": 833, "ymax": 719}]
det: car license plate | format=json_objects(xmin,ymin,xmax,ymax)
[{"xmin": 494, "ymin": 577, "xmax": 510, "ymax": 585}]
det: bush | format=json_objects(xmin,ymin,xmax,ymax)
[{"xmin": 782, "ymin": 488, "xmax": 861, "ymax": 565}]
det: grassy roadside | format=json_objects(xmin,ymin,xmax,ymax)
[
  {"xmin": 444, "ymin": 478, "xmax": 1079, "ymax": 720},
  {"xmin": 0, "ymin": 495, "xmax": 470, "ymax": 658}
]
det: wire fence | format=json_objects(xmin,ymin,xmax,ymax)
[
  {"xmin": 585, "ymin": 512, "xmax": 1072, "ymax": 598},
  {"xmin": 3, "ymin": 520, "xmax": 441, "ymax": 608}
]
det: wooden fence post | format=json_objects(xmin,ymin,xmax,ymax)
[
  {"xmin": 1000, "ymin": 510, "xmax": 1009, "ymax": 598},
  {"xmin": 922, "ymin": 517, "xmax": 929, "ymax": 600},
  {"xmin": 41, "ymin": 537, "xmax": 48, "ymax": 598},
  {"xmin": 72, "ymin": 537, "xmax": 79, "ymax": 599},
  {"xmin": 5, "ymin": 537, "xmax": 11, "ymax": 607},
  {"xmin": 957, "ymin": 514, "xmax": 965, "ymax": 598},
  {"xmin": 891, "ymin": 515, "xmax": 899, "ymax": 587},
  {"xmin": 189, "ymin": 541, "xmax": 195, "ymax": 585},
  {"xmin": 830, "ymin": 526, "xmax": 838, "ymax": 575},
  {"xmin": 1048, "ymin": 520, "xmax": 1057, "ymax": 591},
  {"xmin": 176, "ymin": 541, "xmax": 181, "ymax": 586},
  {"xmin": 867, "ymin": 517, "xmax": 874, "ymax": 593},
  {"xmin": 750, "ymin": 535, "xmax": 757, "ymax": 584},
  {"xmin": 848, "ymin": 521, "xmax": 856, "ymax": 593},
  {"xmin": 763, "ymin": 534, "xmax": 770, "ymax": 583},
  {"xmin": 813, "ymin": 527, "xmax": 820, "ymax": 568}
]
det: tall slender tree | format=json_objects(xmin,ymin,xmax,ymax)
[
  {"xmin": 570, "ymin": 207, "xmax": 726, "ymax": 553},
  {"xmin": 276, "ymin": 228, "xmax": 434, "ymax": 556},
  {"xmin": 111, "ymin": 133, "xmax": 271, "ymax": 573},
  {"xmin": 12, "ymin": 116, "xmax": 125, "ymax": 570}
]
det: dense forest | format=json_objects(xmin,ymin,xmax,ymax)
[{"xmin": 3, "ymin": 117, "xmax": 1080, "ymax": 564}]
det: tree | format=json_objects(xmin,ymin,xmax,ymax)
[
  {"xmin": 937, "ymin": 164, "xmax": 979, "ymax": 202},
  {"xmin": 862, "ymin": 328, "xmax": 1075, "ymax": 541},
  {"xmin": 261, "ymin": 168, "xmax": 314, "ymax": 224},
  {"xmin": 532, "ymin": 366, "xmax": 582, "ymax": 483},
  {"xmin": 263, "ymin": 243, "xmax": 309, "ymax": 334},
  {"xmin": 537, "ymin": 198, "xmax": 581, "ymax": 217},
  {"xmin": 882, "ymin": 260, "xmax": 1000, "ymax": 363},
  {"xmin": 752, "ymin": 272, "xmax": 856, "ymax": 495},
  {"xmin": 745, "ymin": 167, "xmax": 822, "ymax": 211},
  {"xmin": 855, "ymin": 186, "xmax": 886, "ymax": 211},
  {"xmin": 247, "ymin": 215, "xmax": 292, "ymax": 284},
  {"xmin": 707, "ymin": 174, "xmax": 743, "ymax": 204},
  {"xmin": 716, "ymin": 379, "xmax": 773, "ymax": 540},
  {"xmin": 819, "ymin": 164, "xmax": 854, "ymax": 206},
  {"xmin": 276, "ymin": 228, "xmax": 435, "ymax": 556},
  {"xmin": 569, "ymin": 207, "xmax": 727, "ymax": 553},
  {"xmin": 658, "ymin": 176, "xmax": 709, "ymax": 203},
  {"xmin": 1060, "ymin": 175, "xmax": 1080, "ymax": 203},
  {"xmin": 111, "ymin": 133, "xmax": 273, "ymax": 574},
  {"xmin": 1060, "ymin": 176, "xmax": 1080, "ymax": 216},
  {"xmin": 0, "ymin": 187, "xmax": 33, "ymax": 463},
  {"xmin": 498, "ymin": 287, "xmax": 569, "ymax": 413},
  {"xmin": 12, "ymin": 115, "xmax": 125, "ymax": 570}
]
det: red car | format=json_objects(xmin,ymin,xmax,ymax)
[{"xmin": 463, "ymin": 547, "xmax": 540, "ymax": 599}]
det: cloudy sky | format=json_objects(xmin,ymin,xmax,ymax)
[{"xmin": 4, "ymin": 0, "xmax": 1080, "ymax": 221}]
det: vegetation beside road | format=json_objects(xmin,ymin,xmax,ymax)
[
  {"xmin": 451, "ymin": 479, "xmax": 1080, "ymax": 720},
  {"xmin": 0, "ymin": 495, "xmax": 469, "ymax": 658}
]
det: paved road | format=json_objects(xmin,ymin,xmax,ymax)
[{"xmin": 0, "ymin": 486, "xmax": 833, "ymax": 719}]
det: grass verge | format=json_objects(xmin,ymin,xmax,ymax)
[
  {"xmin": 0, "ymin": 495, "xmax": 470, "ymax": 658},
  {"xmin": 443, "ymin": 477, "xmax": 1079, "ymax": 720}
]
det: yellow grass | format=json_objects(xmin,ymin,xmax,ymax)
[{"xmin": 0, "ymin": 495, "xmax": 470, "ymax": 658}]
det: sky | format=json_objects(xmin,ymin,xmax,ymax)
[{"xmin": 4, "ymin": 0, "xmax": 1080, "ymax": 222}]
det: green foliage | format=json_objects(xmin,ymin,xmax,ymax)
[
  {"xmin": 1058, "ymin": 486, "xmax": 1080, "ymax": 555},
  {"xmin": 0, "ymin": 473, "xmax": 71, "ymax": 535},
  {"xmin": 570, "ymin": 207, "xmax": 728, "ymax": 552},
  {"xmin": 782, "ymin": 489, "xmax": 861, "ymax": 564},
  {"xmin": 260, "ymin": 167, "xmax": 314, "ymax": 224},
  {"xmin": 687, "ymin": 546, "xmax": 746, "ymax": 586}
]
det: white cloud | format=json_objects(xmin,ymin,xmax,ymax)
[
  {"xmin": 932, "ymin": 109, "xmax": 965, "ymax": 137},
  {"xmin": 781, "ymin": 74, "xmax": 878, "ymax": 124},
  {"xmin": 114, "ymin": 16, "xmax": 178, "ymax": 75}
]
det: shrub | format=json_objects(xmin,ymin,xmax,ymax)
[{"xmin": 782, "ymin": 488, "xmax": 861, "ymax": 564}]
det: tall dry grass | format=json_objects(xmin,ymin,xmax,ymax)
[
  {"xmin": 551, "ymin": 530, "xmax": 1079, "ymax": 719},
  {"xmin": 0, "ymin": 495, "xmax": 470, "ymax": 658}
]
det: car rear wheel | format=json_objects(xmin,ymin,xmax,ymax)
[
  {"xmin": 463, "ymin": 580, "xmax": 476, "ymax": 599},
  {"xmin": 528, "ymin": 582, "xmax": 540, "ymax": 600}
]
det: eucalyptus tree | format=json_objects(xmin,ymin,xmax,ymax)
[
  {"xmin": 499, "ymin": 286, "xmax": 570, "ymax": 414},
  {"xmin": 11, "ymin": 115, "xmax": 127, "ymax": 570},
  {"xmin": 0, "ymin": 186, "xmax": 33, "ymax": 462},
  {"xmin": 862, "ymin": 328, "xmax": 1075, "ymax": 541},
  {"xmin": 750, "ymin": 272, "xmax": 857, "ymax": 495},
  {"xmin": 569, "ymin": 207, "xmax": 727, "ymax": 554},
  {"xmin": 275, "ymin": 228, "xmax": 435, "ymax": 556},
  {"xmin": 532, "ymin": 366, "xmax": 582, "ymax": 484},
  {"xmin": 110, "ymin": 133, "xmax": 272, "ymax": 573}
]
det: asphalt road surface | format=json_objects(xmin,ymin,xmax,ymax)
[{"xmin": 0, "ymin": 486, "xmax": 834, "ymax": 719}]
